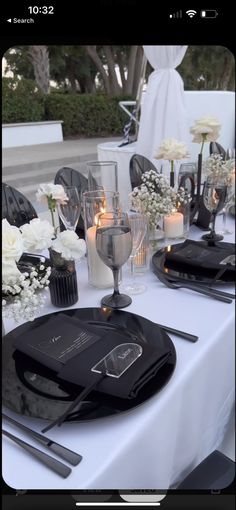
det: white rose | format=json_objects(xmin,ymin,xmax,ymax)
[
  {"xmin": 154, "ymin": 138, "xmax": 189, "ymax": 160},
  {"xmin": 36, "ymin": 183, "xmax": 68, "ymax": 204},
  {"xmin": 2, "ymin": 258, "xmax": 22, "ymax": 285},
  {"xmin": 51, "ymin": 231, "xmax": 86, "ymax": 260},
  {"xmin": 20, "ymin": 218, "xmax": 54, "ymax": 251},
  {"xmin": 2, "ymin": 219, "xmax": 24, "ymax": 261},
  {"xmin": 190, "ymin": 116, "xmax": 221, "ymax": 142}
]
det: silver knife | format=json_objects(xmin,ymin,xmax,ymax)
[
  {"xmin": 3, "ymin": 429, "xmax": 72, "ymax": 478},
  {"xmin": 2, "ymin": 413, "xmax": 82, "ymax": 466}
]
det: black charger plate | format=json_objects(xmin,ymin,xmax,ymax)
[
  {"xmin": 2, "ymin": 308, "xmax": 176, "ymax": 423},
  {"xmin": 152, "ymin": 242, "xmax": 235, "ymax": 285}
]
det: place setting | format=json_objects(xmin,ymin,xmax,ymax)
[{"xmin": 2, "ymin": 53, "xmax": 235, "ymax": 490}]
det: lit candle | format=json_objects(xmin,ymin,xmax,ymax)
[
  {"xmin": 164, "ymin": 212, "xmax": 184, "ymax": 238},
  {"xmin": 86, "ymin": 226, "xmax": 114, "ymax": 288}
]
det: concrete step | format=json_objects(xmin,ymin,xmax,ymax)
[
  {"xmin": 3, "ymin": 158, "xmax": 101, "ymax": 204},
  {"xmin": 2, "ymin": 152, "xmax": 97, "ymax": 176}
]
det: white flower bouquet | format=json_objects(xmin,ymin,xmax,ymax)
[
  {"xmin": 2, "ymin": 219, "xmax": 51, "ymax": 323},
  {"xmin": 2, "ymin": 181, "xmax": 86, "ymax": 321},
  {"xmin": 130, "ymin": 170, "xmax": 191, "ymax": 229}
]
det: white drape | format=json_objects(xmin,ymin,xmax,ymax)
[{"xmin": 136, "ymin": 46, "xmax": 188, "ymax": 167}]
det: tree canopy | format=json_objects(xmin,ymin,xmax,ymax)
[{"xmin": 3, "ymin": 45, "xmax": 235, "ymax": 95}]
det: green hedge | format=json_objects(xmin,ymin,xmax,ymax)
[
  {"xmin": 2, "ymin": 78, "xmax": 45, "ymax": 123},
  {"xmin": 45, "ymin": 93, "xmax": 131, "ymax": 137},
  {"xmin": 2, "ymin": 79, "xmax": 132, "ymax": 137}
]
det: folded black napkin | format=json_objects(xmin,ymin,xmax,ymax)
[
  {"xmin": 12, "ymin": 314, "xmax": 102, "ymax": 373},
  {"xmin": 165, "ymin": 240, "xmax": 235, "ymax": 280},
  {"xmin": 13, "ymin": 313, "xmax": 171, "ymax": 400},
  {"xmin": 58, "ymin": 329, "xmax": 171, "ymax": 399}
]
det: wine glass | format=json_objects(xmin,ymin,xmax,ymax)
[
  {"xmin": 218, "ymin": 172, "xmax": 235, "ymax": 235},
  {"xmin": 202, "ymin": 176, "xmax": 227, "ymax": 244},
  {"xmin": 122, "ymin": 212, "xmax": 148, "ymax": 295},
  {"xmin": 96, "ymin": 211, "xmax": 132, "ymax": 309},
  {"xmin": 57, "ymin": 186, "xmax": 81, "ymax": 231}
]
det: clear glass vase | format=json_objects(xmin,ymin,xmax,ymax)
[{"xmin": 149, "ymin": 218, "xmax": 165, "ymax": 252}]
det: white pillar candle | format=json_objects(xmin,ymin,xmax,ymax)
[
  {"xmin": 86, "ymin": 226, "xmax": 114, "ymax": 288},
  {"xmin": 164, "ymin": 212, "xmax": 184, "ymax": 238}
]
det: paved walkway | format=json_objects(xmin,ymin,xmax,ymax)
[{"xmin": 2, "ymin": 137, "xmax": 121, "ymax": 207}]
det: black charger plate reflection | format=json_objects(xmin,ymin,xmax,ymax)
[{"xmin": 2, "ymin": 308, "xmax": 176, "ymax": 423}]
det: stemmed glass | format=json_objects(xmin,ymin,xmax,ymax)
[
  {"xmin": 96, "ymin": 211, "xmax": 132, "ymax": 309},
  {"xmin": 202, "ymin": 176, "xmax": 227, "ymax": 244},
  {"xmin": 218, "ymin": 174, "xmax": 235, "ymax": 235},
  {"xmin": 57, "ymin": 186, "xmax": 81, "ymax": 231},
  {"xmin": 122, "ymin": 212, "xmax": 148, "ymax": 295}
]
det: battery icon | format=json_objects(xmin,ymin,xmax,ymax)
[{"xmin": 201, "ymin": 10, "xmax": 218, "ymax": 18}]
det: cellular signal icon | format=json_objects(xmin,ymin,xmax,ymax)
[
  {"xmin": 186, "ymin": 10, "xmax": 197, "ymax": 18},
  {"xmin": 169, "ymin": 10, "xmax": 182, "ymax": 18}
]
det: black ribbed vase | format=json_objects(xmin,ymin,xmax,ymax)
[{"xmin": 49, "ymin": 249, "xmax": 78, "ymax": 307}]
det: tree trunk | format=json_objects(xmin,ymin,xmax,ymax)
[
  {"xmin": 85, "ymin": 45, "xmax": 111, "ymax": 95},
  {"xmin": 103, "ymin": 46, "xmax": 121, "ymax": 95},
  {"xmin": 132, "ymin": 46, "xmax": 144, "ymax": 97},
  {"xmin": 124, "ymin": 46, "xmax": 138, "ymax": 95},
  {"xmin": 221, "ymin": 56, "xmax": 234, "ymax": 90},
  {"xmin": 28, "ymin": 46, "xmax": 50, "ymax": 94},
  {"xmin": 116, "ymin": 52, "xmax": 127, "ymax": 90}
]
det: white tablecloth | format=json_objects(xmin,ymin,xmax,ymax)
[
  {"xmin": 97, "ymin": 141, "xmax": 136, "ymax": 211},
  {"xmin": 2, "ymin": 219, "xmax": 235, "ymax": 490}
]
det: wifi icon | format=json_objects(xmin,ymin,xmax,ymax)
[{"xmin": 186, "ymin": 10, "xmax": 197, "ymax": 18}]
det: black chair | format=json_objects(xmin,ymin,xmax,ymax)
[
  {"xmin": 129, "ymin": 154, "xmax": 158, "ymax": 190},
  {"xmin": 177, "ymin": 450, "xmax": 235, "ymax": 490},
  {"xmin": 2, "ymin": 183, "xmax": 38, "ymax": 227},
  {"xmin": 54, "ymin": 166, "xmax": 99, "ymax": 239},
  {"xmin": 209, "ymin": 142, "xmax": 226, "ymax": 160}
]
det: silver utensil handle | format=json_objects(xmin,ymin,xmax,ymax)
[
  {"xmin": 157, "ymin": 324, "xmax": 198, "ymax": 343},
  {"xmin": 183, "ymin": 284, "xmax": 232, "ymax": 303},
  {"xmin": 2, "ymin": 413, "xmax": 82, "ymax": 466},
  {"xmin": 2, "ymin": 429, "xmax": 71, "ymax": 478}
]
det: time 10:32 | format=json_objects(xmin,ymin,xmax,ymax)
[{"xmin": 28, "ymin": 6, "xmax": 54, "ymax": 14}]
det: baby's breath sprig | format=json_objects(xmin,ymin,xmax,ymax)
[
  {"xmin": 2, "ymin": 264, "xmax": 51, "ymax": 323},
  {"xmin": 130, "ymin": 170, "xmax": 191, "ymax": 228}
]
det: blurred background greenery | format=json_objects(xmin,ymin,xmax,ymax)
[{"xmin": 2, "ymin": 45, "xmax": 234, "ymax": 137}]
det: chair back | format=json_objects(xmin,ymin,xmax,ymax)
[
  {"xmin": 2, "ymin": 183, "xmax": 37, "ymax": 227},
  {"xmin": 209, "ymin": 141, "xmax": 226, "ymax": 160},
  {"xmin": 129, "ymin": 154, "xmax": 158, "ymax": 190},
  {"xmin": 177, "ymin": 450, "xmax": 235, "ymax": 490}
]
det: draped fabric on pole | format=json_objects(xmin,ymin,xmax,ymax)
[{"xmin": 136, "ymin": 46, "xmax": 188, "ymax": 167}]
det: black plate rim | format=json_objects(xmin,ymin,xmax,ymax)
[
  {"xmin": 152, "ymin": 243, "xmax": 235, "ymax": 285},
  {"xmin": 2, "ymin": 307, "xmax": 176, "ymax": 424}
]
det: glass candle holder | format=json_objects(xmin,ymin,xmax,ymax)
[
  {"xmin": 164, "ymin": 199, "xmax": 190, "ymax": 241},
  {"xmin": 86, "ymin": 160, "xmax": 118, "ymax": 193},
  {"xmin": 133, "ymin": 229, "xmax": 150, "ymax": 273},
  {"xmin": 83, "ymin": 190, "xmax": 120, "ymax": 288}
]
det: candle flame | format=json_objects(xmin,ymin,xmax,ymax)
[
  {"xmin": 95, "ymin": 206, "xmax": 106, "ymax": 226},
  {"xmin": 212, "ymin": 189, "xmax": 218, "ymax": 206}
]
